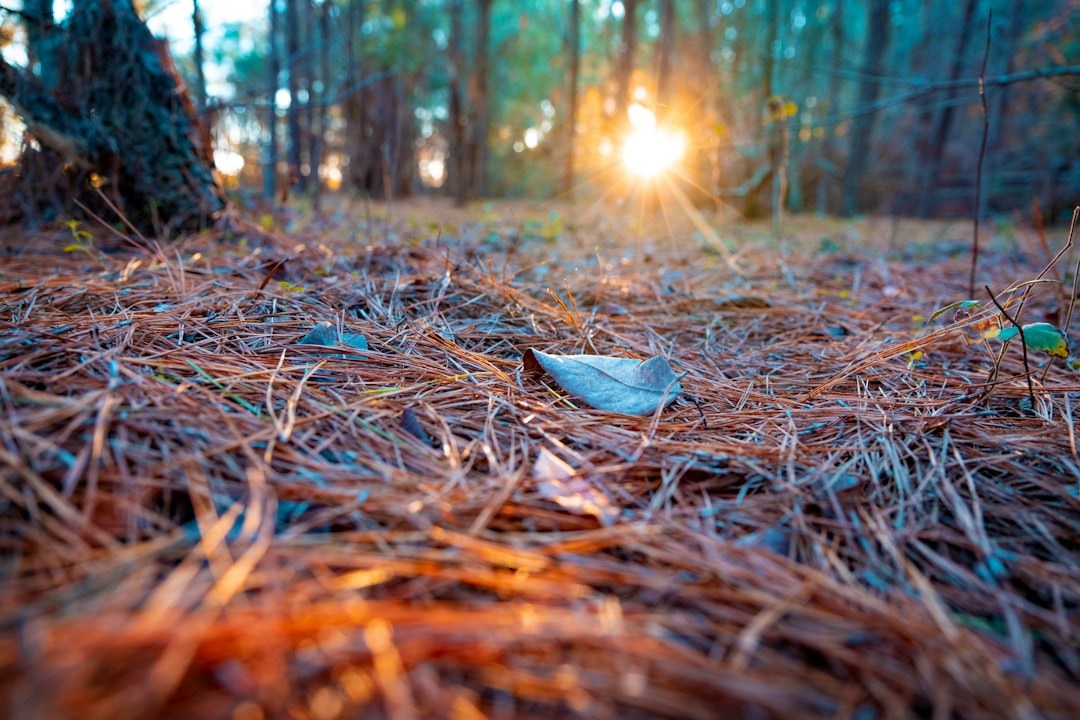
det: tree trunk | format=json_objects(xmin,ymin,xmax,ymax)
[
  {"xmin": 312, "ymin": 0, "xmax": 332, "ymax": 215},
  {"xmin": 192, "ymin": 0, "xmax": 207, "ymax": 114},
  {"xmin": 818, "ymin": 1, "xmax": 843, "ymax": 215},
  {"xmin": 447, "ymin": 0, "xmax": 468, "ymax": 206},
  {"xmin": 694, "ymin": 0, "xmax": 721, "ymax": 206},
  {"xmin": 303, "ymin": 0, "xmax": 316, "ymax": 194},
  {"xmin": 562, "ymin": 0, "xmax": 581, "ymax": 199},
  {"xmin": 915, "ymin": 0, "xmax": 979, "ymax": 217},
  {"xmin": 0, "ymin": 0, "xmax": 224, "ymax": 231},
  {"xmin": 285, "ymin": 0, "xmax": 303, "ymax": 193},
  {"xmin": 613, "ymin": 0, "xmax": 638, "ymax": 128},
  {"xmin": 343, "ymin": 0, "xmax": 368, "ymax": 192},
  {"xmin": 840, "ymin": 0, "xmax": 891, "ymax": 216},
  {"xmin": 264, "ymin": 0, "xmax": 281, "ymax": 202},
  {"xmin": 655, "ymin": 0, "xmax": 675, "ymax": 119},
  {"xmin": 465, "ymin": 0, "xmax": 493, "ymax": 199}
]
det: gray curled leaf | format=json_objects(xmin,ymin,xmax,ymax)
[
  {"xmin": 522, "ymin": 348, "xmax": 683, "ymax": 415},
  {"xmin": 298, "ymin": 321, "xmax": 368, "ymax": 356}
]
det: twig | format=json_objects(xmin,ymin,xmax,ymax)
[
  {"xmin": 969, "ymin": 11, "xmax": 992, "ymax": 297},
  {"xmin": 985, "ymin": 284, "xmax": 1035, "ymax": 408}
]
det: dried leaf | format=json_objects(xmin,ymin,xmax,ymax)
[
  {"xmin": 532, "ymin": 448, "xmax": 618, "ymax": 526},
  {"xmin": 522, "ymin": 349, "xmax": 683, "ymax": 415},
  {"xmin": 400, "ymin": 407, "xmax": 433, "ymax": 445},
  {"xmin": 298, "ymin": 321, "xmax": 368, "ymax": 356},
  {"xmin": 927, "ymin": 299, "xmax": 980, "ymax": 324}
]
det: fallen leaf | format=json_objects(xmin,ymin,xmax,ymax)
[
  {"xmin": 927, "ymin": 299, "xmax": 980, "ymax": 324},
  {"xmin": 400, "ymin": 407, "xmax": 433, "ymax": 445},
  {"xmin": 298, "ymin": 322, "xmax": 369, "ymax": 358},
  {"xmin": 522, "ymin": 348, "xmax": 683, "ymax": 415},
  {"xmin": 532, "ymin": 447, "xmax": 618, "ymax": 526}
]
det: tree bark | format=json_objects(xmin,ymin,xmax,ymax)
[
  {"xmin": 840, "ymin": 0, "xmax": 892, "ymax": 216},
  {"xmin": 0, "ymin": 0, "xmax": 224, "ymax": 231}
]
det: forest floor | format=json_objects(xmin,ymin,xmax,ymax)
[{"xmin": 2, "ymin": 196, "xmax": 1079, "ymax": 719}]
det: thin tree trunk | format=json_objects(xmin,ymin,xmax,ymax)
[
  {"xmin": 655, "ymin": 0, "xmax": 675, "ymax": 119},
  {"xmin": 562, "ymin": 0, "xmax": 581, "ymax": 199},
  {"xmin": 916, "ymin": 0, "xmax": 979, "ymax": 217},
  {"xmin": 343, "ymin": 0, "xmax": 367, "ymax": 192},
  {"xmin": 25, "ymin": 0, "xmax": 59, "ymax": 92},
  {"xmin": 312, "ymin": 0, "xmax": 331, "ymax": 214},
  {"xmin": 302, "ymin": 0, "xmax": 315, "ymax": 194},
  {"xmin": 192, "ymin": 0, "xmax": 207, "ymax": 114},
  {"xmin": 264, "ymin": 0, "xmax": 280, "ymax": 202},
  {"xmin": 285, "ymin": 0, "xmax": 302, "ymax": 194},
  {"xmin": 818, "ymin": 1, "xmax": 842, "ymax": 215},
  {"xmin": 762, "ymin": 0, "xmax": 779, "ymax": 102},
  {"xmin": 613, "ymin": 0, "xmax": 638, "ymax": 128},
  {"xmin": 469, "ymin": 0, "xmax": 492, "ymax": 198},
  {"xmin": 694, "ymin": 0, "xmax": 720, "ymax": 206},
  {"xmin": 982, "ymin": 0, "xmax": 1024, "ymax": 218},
  {"xmin": 448, "ymin": 0, "xmax": 468, "ymax": 206},
  {"xmin": 841, "ymin": 0, "xmax": 892, "ymax": 216}
]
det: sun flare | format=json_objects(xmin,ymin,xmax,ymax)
[{"xmin": 621, "ymin": 104, "xmax": 685, "ymax": 178}]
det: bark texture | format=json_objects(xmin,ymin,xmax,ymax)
[{"xmin": 0, "ymin": 0, "xmax": 224, "ymax": 231}]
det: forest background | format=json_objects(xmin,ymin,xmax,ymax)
[{"xmin": 4, "ymin": 0, "xmax": 1079, "ymax": 225}]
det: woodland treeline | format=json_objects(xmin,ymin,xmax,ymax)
[{"xmin": 1, "ymin": 0, "xmax": 1079, "ymax": 228}]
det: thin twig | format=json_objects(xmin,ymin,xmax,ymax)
[{"xmin": 985, "ymin": 284, "xmax": 1035, "ymax": 408}]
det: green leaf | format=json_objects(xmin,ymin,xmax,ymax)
[
  {"xmin": 1019, "ymin": 322, "xmax": 1069, "ymax": 358},
  {"xmin": 987, "ymin": 326, "xmax": 1018, "ymax": 342},
  {"xmin": 927, "ymin": 300, "xmax": 980, "ymax": 324},
  {"xmin": 987, "ymin": 323, "xmax": 1069, "ymax": 358}
]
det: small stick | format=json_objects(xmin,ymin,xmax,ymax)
[
  {"xmin": 986, "ymin": 284, "xmax": 1035, "ymax": 408},
  {"xmin": 969, "ymin": 10, "xmax": 992, "ymax": 297}
]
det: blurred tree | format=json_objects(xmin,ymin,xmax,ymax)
[
  {"xmin": 469, "ymin": 0, "xmax": 493, "ymax": 199},
  {"xmin": 841, "ymin": 0, "xmax": 891, "ymax": 217},
  {"xmin": 613, "ymin": 0, "xmax": 638, "ymax": 133},
  {"xmin": 285, "ymin": 0, "xmax": 303, "ymax": 192},
  {"xmin": 342, "ymin": 0, "xmax": 367, "ymax": 192},
  {"xmin": 562, "ymin": 0, "xmax": 581, "ymax": 199},
  {"xmin": 915, "ymin": 0, "xmax": 980, "ymax": 217},
  {"xmin": 192, "ymin": 0, "xmax": 207, "ymax": 113},
  {"xmin": 264, "ymin": 0, "xmax": 281, "ymax": 201}
]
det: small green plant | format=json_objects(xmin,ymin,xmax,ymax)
[
  {"xmin": 924, "ymin": 206, "xmax": 1079, "ymax": 408},
  {"xmin": 278, "ymin": 280, "xmax": 305, "ymax": 297},
  {"xmin": 63, "ymin": 219, "xmax": 95, "ymax": 255}
]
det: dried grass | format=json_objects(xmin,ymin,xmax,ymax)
[{"xmin": 1, "ymin": 199, "xmax": 1078, "ymax": 719}]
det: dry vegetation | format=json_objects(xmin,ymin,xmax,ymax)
[{"xmin": 1, "ymin": 199, "xmax": 1079, "ymax": 719}]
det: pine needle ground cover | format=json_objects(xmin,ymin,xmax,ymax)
[{"xmin": 1, "ymin": 201, "xmax": 1078, "ymax": 719}]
